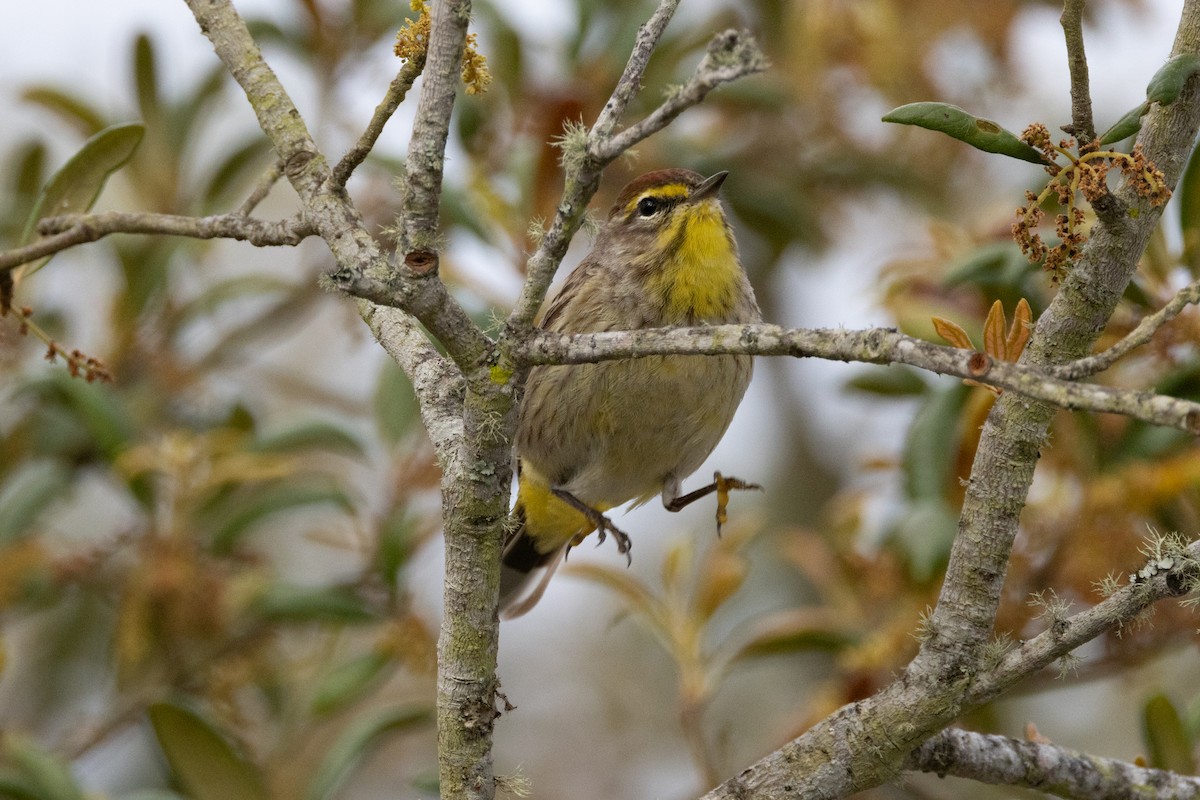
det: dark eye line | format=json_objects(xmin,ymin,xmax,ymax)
[{"xmin": 634, "ymin": 194, "xmax": 675, "ymax": 219}]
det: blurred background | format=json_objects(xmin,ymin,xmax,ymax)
[{"xmin": 1, "ymin": 0, "xmax": 1199, "ymax": 798}]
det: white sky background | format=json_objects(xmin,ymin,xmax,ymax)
[{"xmin": 0, "ymin": 1, "xmax": 1194, "ymax": 797}]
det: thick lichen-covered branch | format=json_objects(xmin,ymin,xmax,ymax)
[
  {"xmin": 185, "ymin": 0, "xmax": 489, "ymax": 379},
  {"xmin": 908, "ymin": 727, "xmax": 1200, "ymax": 799},
  {"xmin": 514, "ymin": 323, "xmax": 1200, "ymax": 435}
]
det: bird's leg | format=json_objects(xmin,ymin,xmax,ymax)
[
  {"xmin": 552, "ymin": 487, "xmax": 633, "ymax": 565},
  {"xmin": 666, "ymin": 471, "xmax": 762, "ymax": 535}
]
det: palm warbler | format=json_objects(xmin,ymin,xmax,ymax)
[{"xmin": 501, "ymin": 168, "xmax": 761, "ymax": 618}]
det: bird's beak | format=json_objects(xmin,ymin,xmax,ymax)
[{"xmin": 689, "ymin": 171, "xmax": 728, "ymax": 202}]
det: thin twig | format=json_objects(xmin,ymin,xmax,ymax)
[
  {"xmin": 185, "ymin": 0, "xmax": 489, "ymax": 378},
  {"xmin": 0, "ymin": 211, "xmax": 313, "ymax": 272},
  {"xmin": 591, "ymin": 29, "xmax": 769, "ymax": 163},
  {"xmin": 332, "ymin": 55, "xmax": 426, "ymax": 188},
  {"xmin": 508, "ymin": 20, "xmax": 767, "ymax": 328},
  {"xmin": 908, "ymin": 727, "xmax": 1200, "ymax": 799},
  {"xmin": 1060, "ymin": 0, "xmax": 1097, "ymax": 143},
  {"xmin": 1053, "ymin": 277, "xmax": 1200, "ymax": 378},
  {"xmin": 590, "ymin": 0, "xmax": 683, "ymax": 142},
  {"xmin": 233, "ymin": 159, "xmax": 284, "ymax": 216},
  {"xmin": 969, "ymin": 539, "xmax": 1200, "ymax": 705},
  {"xmin": 514, "ymin": 323, "xmax": 1200, "ymax": 435}
]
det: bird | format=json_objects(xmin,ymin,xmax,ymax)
[{"xmin": 500, "ymin": 168, "xmax": 761, "ymax": 618}]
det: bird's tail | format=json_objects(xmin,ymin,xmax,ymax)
[{"xmin": 499, "ymin": 505, "xmax": 568, "ymax": 619}]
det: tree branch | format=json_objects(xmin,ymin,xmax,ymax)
[
  {"xmin": 396, "ymin": 0, "xmax": 469, "ymax": 254},
  {"xmin": 908, "ymin": 727, "xmax": 1200, "ymax": 799},
  {"xmin": 699, "ymin": 541, "xmax": 1200, "ymax": 800},
  {"xmin": 507, "ymin": 14, "xmax": 766, "ymax": 328},
  {"xmin": 184, "ymin": 0, "xmax": 489, "ymax": 377},
  {"xmin": 0, "ymin": 210, "xmax": 313, "ymax": 272},
  {"xmin": 233, "ymin": 159, "xmax": 284, "ymax": 216},
  {"xmin": 332, "ymin": 55, "xmax": 426, "ymax": 188},
  {"xmin": 909, "ymin": 0, "xmax": 1200, "ymax": 688},
  {"xmin": 1061, "ymin": 0, "xmax": 1097, "ymax": 143},
  {"xmin": 700, "ymin": 2, "xmax": 1200, "ymax": 796},
  {"xmin": 514, "ymin": 324, "xmax": 1200, "ymax": 435},
  {"xmin": 1052, "ymin": 276, "xmax": 1200, "ymax": 379}
]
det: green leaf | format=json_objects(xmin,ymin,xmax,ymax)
[
  {"xmin": 902, "ymin": 382, "xmax": 970, "ymax": 500},
  {"xmin": 1179, "ymin": 139, "xmax": 1200, "ymax": 275},
  {"xmin": 1099, "ymin": 101, "xmax": 1150, "ymax": 146},
  {"xmin": 843, "ymin": 366, "xmax": 928, "ymax": 396},
  {"xmin": 21, "ymin": 372, "xmax": 136, "ymax": 461},
  {"xmin": 1146, "ymin": 54, "xmax": 1200, "ymax": 105},
  {"xmin": 134, "ymin": 35, "xmax": 163, "ymax": 135},
  {"xmin": 890, "ymin": 498, "xmax": 958, "ymax": 583},
  {"xmin": 115, "ymin": 791, "xmax": 191, "ymax": 800},
  {"xmin": 18, "ymin": 122, "xmax": 145, "ymax": 276},
  {"xmin": 251, "ymin": 422, "xmax": 364, "ymax": 457},
  {"xmin": 0, "ymin": 461, "xmax": 71, "ymax": 543},
  {"xmin": 1, "ymin": 735, "xmax": 84, "ymax": 800},
  {"xmin": 252, "ymin": 584, "xmax": 377, "ymax": 624},
  {"xmin": 170, "ymin": 275, "xmax": 293, "ymax": 332},
  {"xmin": 147, "ymin": 703, "xmax": 267, "ymax": 800},
  {"xmin": 305, "ymin": 707, "xmax": 430, "ymax": 800},
  {"xmin": 311, "ymin": 651, "xmax": 394, "ymax": 716},
  {"xmin": 374, "ymin": 359, "xmax": 421, "ymax": 446},
  {"xmin": 724, "ymin": 609, "xmax": 855, "ymax": 663},
  {"xmin": 20, "ymin": 88, "xmax": 106, "ymax": 136},
  {"xmin": 200, "ymin": 138, "xmax": 274, "ymax": 212},
  {"xmin": 1142, "ymin": 693, "xmax": 1196, "ymax": 773},
  {"xmin": 882, "ymin": 102, "xmax": 1045, "ymax": 164},
  {"xmin": 209, "ymin": 483, "xmax": 355, "ymax": 554}
]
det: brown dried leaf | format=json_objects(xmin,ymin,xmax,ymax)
[
  {"xmin": 983, "ymin": 299, "xmax": 1006, "ymax": 358},
  {"xmin": 1006, "ymin": 298, "xmax": 1033, "ymax": 359},
  {"xmin": 932, "ymin": 316, "xmax": 974, "ymax": 350}
]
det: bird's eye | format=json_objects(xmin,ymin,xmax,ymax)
[{"xmin": 636, "ymin": 196, "xmax": 661, "ymax": 217}]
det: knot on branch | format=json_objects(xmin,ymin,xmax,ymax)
[
  {"xmin": 284, "ymin": 148, "xmax": 317, "ymax": 179},
  {"xmin": 967, "ymin": 351, "xmax": 993, "ymax": 377},
  {"xmin": 404, "ymin": 250, "xmax": 439, "ymax": 276}
]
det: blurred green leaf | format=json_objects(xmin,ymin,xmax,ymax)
[
  {"xmin": 0, "ymin": 462, "xmax": 71, "ymax": 543},
  {"xmin": 844, "ymin": 366, "xmax": 928, "ymax": 397},
  {"xmin": 306, "ymin": 706, "xmax": 430, "ymax": 800},
  {"xmin": 20, "ymin": 373, "xmax": 136, "ymax": 461},
  {"xmin": 882, "ymin": 103, "xmax": 1044, "ymax": 164},
  {"xmin": 20, "ymin": 88, "xmax": 106, "ymax": 136},
  {"xmin": 134, "ymin": 34, "xmax": 163, "ymax": 136},
  {"xmin": 200, "ymin": 138, "xmax": 274, "ymax": 212},
  {"xmin": 171, "ymin": 275, "xmax": 294, "ymax": 332},
  {"xmin": 209, "ymin": 482, "xmax": 356, "ymax": 554},
  {"xmin": 1142, "ymin": 693, "xmax": 1196, "ymax": 773},
  {"xmin": 1099, "ymin": 101, "xmax": 1149, "ymax": 146},
  {"xmin": 890, "ymin": 498, "xmax": 958, "ymax": 583},
  {"xmin": 0, "ymin": 768, "xmax": 41, "ymax": 800},
  {"xmin": 1, "ymin": 735, "xmax": 83, "ymax": 800},
  {"xmin": 374, "ymin": 359, "xmax": 421, "ymax": 446},
  {"xmin": 148, "ymin": 703, "xmax": 267, "ymax": 800},
  {"xmin": 252, "ymin": 584, "xmax": 377, "ymax": 624},
  {"xmin": 116, "ymin": 791, "xmax": 190, "ymax": 800},
  {"xmin": 311, "ymin": 650, "xmax": 394, "ymax": 716},
  {"xmin": 1178, "ymin": 139, "xmax": 1200, "ymax": 275},
  {"xmin": 18, "ymin": 122, "xmax": 145, "ymax": 276},
  {"xmin": 251, "ymin": 422, "xmax": 364, "ymax": 458},
  {"xmin": 902, "ymin": 382, "xmax": 970, "ymax": 500},
  {"xmin": 725, "ymin": 609, "xmax": 854, "ymax": 663},
  {"xmin": 1146, "ymin": 54, "xmax": 1200, "ymax": 106},
  {"xmin": 375, "ymin": 511, "xmax": 417, "ymax": 588}
]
